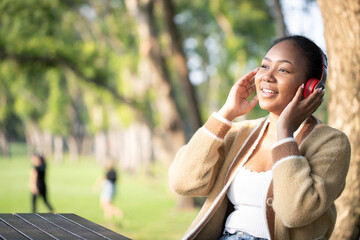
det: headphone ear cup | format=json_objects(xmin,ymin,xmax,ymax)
[{"xmin": 303, "ymin": 78, "xmax": 320, "ymax": 98}]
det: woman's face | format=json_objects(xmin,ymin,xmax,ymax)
[
  {"xmin": 31, "ymin": 156, "xmax": 41, "ymax": 166},
  {"xmin": 255, "ymin": 40, "xmax": 308, "ymax": 116}
]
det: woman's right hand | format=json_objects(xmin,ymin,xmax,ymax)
[
  {"xmin": 31, "ymin": 186, "xmax": 39, "ymax": 195},
  {"xmin": 218, "ymin": 68, "xmax": 259, "ymax": 121}
]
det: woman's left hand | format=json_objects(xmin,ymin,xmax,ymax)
[{"xmin": 277, "ymin": 84, "xmax": 324, "ymax": 140}]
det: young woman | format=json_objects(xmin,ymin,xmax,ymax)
[{"xmin": 169, "ymin": 35, "xmax": 351, "ymax": 240}]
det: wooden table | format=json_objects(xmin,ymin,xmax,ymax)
[{"xmin": 0, "ymin": 213, "xmax": 131, "ymax": 240}]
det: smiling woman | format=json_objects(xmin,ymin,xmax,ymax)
[
  {"xmin": 256, "ymin": 40, "xmax": 308, "ymax": 116},
  {"xmin": 168, "ymin": 35, "xmax": 351, "ymax": 240}
]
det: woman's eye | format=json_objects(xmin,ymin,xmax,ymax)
[
  {"xmin": 279, "ymin": 68, "xmax": 289, "ymax": 73},
  {"xmin": 261, "ymin": 64, "xmax": 269, "ymax": 69}
]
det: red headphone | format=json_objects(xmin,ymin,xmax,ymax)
[{"xmin": 303, "ymin": 49, "xmax": 328, "ymax": 98}]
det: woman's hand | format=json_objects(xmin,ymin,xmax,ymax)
[
  {"xmin": 277, "ymin": 84, "xmax": 324, "ymax": 140},
  {"xmin": 31, "ymin": 184, "xmax": 39, "ymax": 195},
  {"xmin": 218, "ymin": 68, "xmax": 259, "ymax": 121}
]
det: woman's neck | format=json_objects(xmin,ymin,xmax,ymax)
[{"xmin": 266, "ymin": 113, "xmax": 280, "ymax": 140}]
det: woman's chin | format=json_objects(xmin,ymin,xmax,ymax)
[
  {"xmin": 258, "ymin": 102, "xmax": 273, "ymax": 112},
  {"xmin": 258, "ymin": 103, "xmax": 283, "ymax": 116}
]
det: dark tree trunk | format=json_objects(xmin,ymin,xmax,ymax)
[
  {"xmin": 162, "ymin": 0, "xmax": 203, "ymax": 132},
  {"xmin": 269, "ymin": 0, "xmax": 287, "ymax": 37},
  {"xmin": 0, "ymin": 130, "xmax": 10, "ymax": 157}
]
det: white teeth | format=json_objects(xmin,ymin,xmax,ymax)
[{"xmin": 262, "ymin": 89, "xmax": 277, "ymax": 94}]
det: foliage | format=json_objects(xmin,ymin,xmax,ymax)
[
  {"xmin": 172, "ymin": 0, "xmax": 275, "ymax": 119},
  {"xmin": 0, "ymin": 0, "xmax": 141, "ymax": 139},
  {"xmin": 0, "ymin": 0, "xmax": 276, "ymax": 151},
  {"xmin": 40, "ymin": 69, "xmax": 71, "ymax": 136}
]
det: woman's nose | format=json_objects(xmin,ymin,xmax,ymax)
[{"xmin": 262, "ymin": 73, "xmax": 275, "ymax": 82}]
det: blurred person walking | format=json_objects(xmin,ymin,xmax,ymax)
[
  {"xmin": 30, "ymin": 154, "xmax": 54, "ymax": 213},
  {"xmin": 95, "ymin": 162, "xmax": 123, "ymax": 220}
]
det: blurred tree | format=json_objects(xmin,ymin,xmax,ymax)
[
  {"xmin": 126, "ymin": 0, "xmax": 199, "ymax": 161},
  {"xmin": 162, "ymin": 0, "xmax": 203, "ymax": 133},
  {"xmin": 173, "ymin": 0, "xmax": 275, "ymax": 122},
  {"xmin": 0, "ymin": 0, "xmax": 141, "ymax": 161},
  {"xmin": 10, "ymin": 67, "xmax": 48, "ymax": 155},
  {"xmin": 125, "ymin": 0, "xmax": 275, "ymax": 207},
  {"xmin": 0, "ymin": 68, "xmax": 12, "ymax": 156},
  {"xmin": 268, "ymin": 0, "xmax": 287, "ymax": 37},
  {"xmin": 317, "ymin": 1, "xmax": 360, "ymax": 239},
  {"xmin": 41, "ymin": 69, "xmax": 71, "ymax": 162},
  {"xmin": 0, "ymin": 0, "xmax": 276, "ymax": 175},
  {"xmin": 0, "ymin": 0, "xmax": 87, "ymax": 157}
]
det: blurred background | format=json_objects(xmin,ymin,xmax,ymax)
[{"xmin": 0, "ymin": 0, "xmax": 359, "ymax": 239}]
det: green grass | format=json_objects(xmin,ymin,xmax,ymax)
[{"xmin": 0, "ymin": 143, "xmax": 198, "ymax": 240}]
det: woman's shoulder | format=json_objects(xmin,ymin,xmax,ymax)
[
  {"xmin": 313, "ymin": 121, "xmax": 349, "ymax": 140},
  {"xmin": 306, "ymin": 120, "xmax": 351, "ymax": 150}
]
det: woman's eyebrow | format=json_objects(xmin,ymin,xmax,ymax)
[{"xmin": 263, "ymin": 57, "xmax": 293, "ymax": 65}]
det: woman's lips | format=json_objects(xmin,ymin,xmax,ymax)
[{"xmin": 260, "ymin": 88, "xmax": 278, "ymax": 97}]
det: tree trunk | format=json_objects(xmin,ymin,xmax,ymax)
[
  {"xmin": 94, "ymin": 131, "xmax": 107, "ymax": 165},
  {"xmin": 125, "ymin": 0, "xmax": 186, "ymax": 161},
  {"xmin": 107, "ymin": 130, "xmax": 119, "ymax": 161},
  {"xmin": 269, "ymin": 0, "xmax": 287, "ymax": 37},
  {"xmin": 25, "ymin": 121, "xmax": 43, "ymax": 155},
  {"xmin": 67, "ymin": 135, "xmax": 79, "ymax": 163},
  {"xmin": 317, "ymin": 0, "xmax": 360, "ymax": 239},
  {"xmin": 53, "ymin": 135, "xmax": 63, "ymax": 163},
  {"xmin": 80, "ymin": 136, "xmax": 92, "ymax": 156},
  {"xmin": 0, "ymin": 129, "xmax": 10, "ymax": 157},
  {"xmin": 162, "ymin": 0, "xmax": 203, "ymax": 132},
  {"xmin": 118, "ymin": 126, "xmax": 137, "ymax": 173},
  {"xmin": 43, "ymin": 131, "xmax": 53, "ymax": 158},
  {"xmin": 116, "ymin": 122, "xmax": 153, "ymax": 174}
]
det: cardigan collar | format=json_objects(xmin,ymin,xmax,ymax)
[
  {"xmin": 225, "ymin": 115, "xmax": 319, "ymax": 184},
  {"xmin": 225, "ymin": 116, "xmax": 269, "ymax": 183}
]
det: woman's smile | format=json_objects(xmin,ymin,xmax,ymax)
[{"xmin": 260, "ymin": 87, "xmax": 279, "ymax": 97}]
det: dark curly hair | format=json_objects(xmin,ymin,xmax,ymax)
[{"xmin": 272, "ymin": 35, "xmax": 327, "ymax": 82}]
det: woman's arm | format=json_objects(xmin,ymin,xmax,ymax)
[
  {"xmin": 169, "ymin": 113, "xmax": 232, "ymax": 197},
  {"xmin": 271, "ymin": 126, "xmax": 351, "ymax": 227},
  {"xmin": 30, "ymin": 168, "xmax": 38, "ymax": 195},
  {"xmin": 272, "ymin": 84, "xmax": 350, "ymax": 227},
  {"xmin": 169, "ymin": 69, "xmax": 259, "ymax": 197}
]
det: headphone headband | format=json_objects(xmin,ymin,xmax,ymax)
[
  {"xmin": 303, "ymin": 48, "xmax": 328, "ymax": 98},
  {"xmin": 318, "ymin": 49, "xmax": 327, "ymax": 87}
]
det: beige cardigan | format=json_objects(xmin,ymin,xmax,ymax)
[{"xmin": 169, "ymin": 114, "xmax": 351, "ymax": 240}]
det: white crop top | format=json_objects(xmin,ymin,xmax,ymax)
[{"xmin": 225, "ymin": 166, "xmax": 272, "ymax": 239}]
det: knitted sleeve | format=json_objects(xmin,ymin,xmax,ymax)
[
  {"xmin": 271, "ymin": 125, "xmax": 351, "ymax": 228},
  {"xmin": 168, "ymin": 113, "xmax": 232, "ymax": 197}
]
